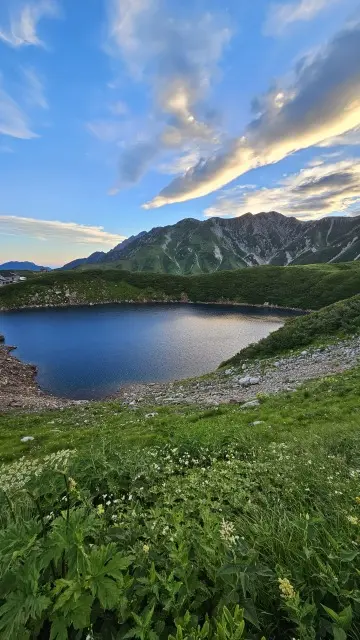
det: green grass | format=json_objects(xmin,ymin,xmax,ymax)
[
  {"xmin": 1, "ymin": 368, "xmax": 360, "ymax": 638},
  {"xmin": 2, "ymin": 261, "xmax": 360, "ymax": 311},
  {"xmin": 222, "ymin": 294, "xmax": 360, "ymax": 366}
]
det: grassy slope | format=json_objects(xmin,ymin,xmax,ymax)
[
  {"xmin": 1, "ymin": 369, "xmax": 360, "ymax": 637},
  {"xmin": 3, "ymin": 266, "xmax": 360, "ymax": 636},
  {"xmin": 223, "ymin": 294, "xmax": 360, "ymax": 366},
  {"xmin": 1, "ymin": 261, "xmax": 360, "ymax": 310}
]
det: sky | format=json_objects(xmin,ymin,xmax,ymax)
[{"xmin": 0, "ymin": 0, "xmax": 360, "ymax": 266}]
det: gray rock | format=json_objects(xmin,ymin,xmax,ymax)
[
  {"xmin": 251, "ymin": 420, "xmax": 264, "ymax": 425},
  {"xmin": 238, "ymin": 376, "xmax": 251, "ymax": 386},
  {"xmin": 241, "ymin": 399, "xmax": 260, "ymax": 409},
  {"xmin": 224, "ymin": 368, "xmax": 234, "ymax": 376},
  {"xmin": 145, "ymin": 412, "xmax": 158, "ymax": 418},
  {"xmin": 21, "ymin": 436, "xmax": 34, "ymax": 442},
  {"xmin": 249, "ymin": 377, "xmax": 260, "ymax": 385}
]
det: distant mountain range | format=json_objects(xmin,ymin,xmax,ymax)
[
  {"xmin": 62, "ymin": 211, "xmax": 360, "ymax": 275},
  {"xmin": 0, "ymin": 261, "xmax": 50, "ymax": 271}
]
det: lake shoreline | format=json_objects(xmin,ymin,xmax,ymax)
[
  {"xmin": 0, "ymin": 344, "xmax": 81, "ymax": 412},
  {"xmin": 0, "ymin": 298, "xmax": 311, "ymax": 314}
]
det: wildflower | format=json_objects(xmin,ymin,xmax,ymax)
[
  {"xmin": 278, "ymin": 577, "xmax": 296, "ymax": 600},
  {"xmin": 68, "ymin": 477, "xmax": 77, "ymax": 492},
  {"xmin": 220, "ymin": 518, "xmax": 238, "ymax": 546},
  {"xmin": 143, "ymin": 544, "xmax": 150, "ymax": 554},
  {"xmin": 96, "ymin": 504, "xmax": 105, "ymax": 515},
  {"xmin": 355, "ymin": 497, "xmax": 360, "ymax": 504},
  {"xmin": 347, "ymin": 515, "xmax": 359, "ymax": 525}
]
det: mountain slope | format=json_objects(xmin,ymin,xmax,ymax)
[
  {"xmin": 0, "ymin": 261, "xmax": 50, "ymax": 271},
  {"xmin": 61, "ymin": 251, "xmax": 106, "ymax": 271},
  {"xmin": 63, "ymin": 212, "xmax": 360, "ymax": 275}
]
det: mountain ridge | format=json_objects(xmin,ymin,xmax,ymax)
[
  {"xmin": 62, "ymin": 211, "xmax": 360, "ymax": 274},
  {"xmin": 0, "ymin": 261, "xmax": 50, "ymax": 271}
]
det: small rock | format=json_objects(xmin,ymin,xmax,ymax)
[
  {"xmin": 241, "ymin": 399, "xmax": 260, "ymax": 409},
  {"xmin": 301, "ymin": 350, "xmax": 308, "ymax": 356},
  {"xmin": 145, "ymin": 412, "xmax": 158, "ymax": 418},
  {"xmin": 251, "ymin": 420, "xmax": 264, "ymax": 425},
  {"xmin": 238, "ymin": 376, "xmax": 251, "ymax": 386},
  {"xmin": 274, "ymin": 361, "xmax": 280, "ymax": 367},
  {"xmin": 224, "ymin": 368, "xmax": 234, "ymax": 376},
  {"xmin": 21, "ymin": 436, "xmax": 34, "ymax": 443},
  {"xmin": 241, "ymin": 364, "xmax": 247, "ymax": 370},
  {"xmin": 249, "ymin": 377, "xmax": 260, "ymax": 385}
]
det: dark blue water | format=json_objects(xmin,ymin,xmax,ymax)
[{"xmin": 0, "ymin": 304, "xmax": 289, "ymax": 400}]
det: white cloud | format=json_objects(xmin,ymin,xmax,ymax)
[
  {"xmin": 144, "ymin": 21, "xmax": 360, "ymax": 209},
  {"xmin": 104, "ymin": 0, "xmax": 230, "ymax": 189},
  {"xmin": 264, "ymin": 0, "xmax": 339, "ymax": 36},
  {"xmin": 23, "ymin": 67, "xmax": 48, "ymax": 109},
  {"xmin": 204, "ymin": 159, "xmax": 360, "ymax": 220},
  {"xmin": 0, "ymin": 216, "xmax": 126, "ymax": 245},
  {"xmin": 0, "ymin": 0, "xmax": 59, "ymax": 48},
  {"xmin": 158, "ymin": 148, "xmax": 202, "ymax": 175},
  {"xmin": 0, "ymin": 83, "xmax": 37, "ymax": 139}
]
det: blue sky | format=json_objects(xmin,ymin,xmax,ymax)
[{"xmin": 0, "ymin": 0, "xmax": 360, "ymax": 266}]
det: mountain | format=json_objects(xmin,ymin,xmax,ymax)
[
  {"xmin": 0, "ymin": 261, "xmax": 50, "ymax": 271},
  {"xmin": 62, "ymin": 211, "xmax": 360, "ymax": 275},
  {"xmin": 61, "ymin": 251, "xmax": 106, "ymax": 270}
]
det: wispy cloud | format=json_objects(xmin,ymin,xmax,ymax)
[
  {"xmin": 144, "ymin": 21, "xmax": 360, "ymax": 209},
  {"xmin": 158, "ymin": 148, "xmax": 201, "ymax": 175},
  {"xmin": 0, "ymin": 216, "xmax": 126, "ymax": 245},
  {"xmin": 0, "ymin": 82, "xmax": 37, "ymax": 139},
  {"xmin": 87, "ymin": 120, "xmax": 125, "ymax": 143},
  {"xmin": 264, "ymin": 0, "xmax": 340, "ymax": 36},
  {"xmin": 0, "ymin": 0, "xmax": 59, "ymax": 48},
  {"xmin": 23, "ymin": 67, "xmax": 48, "ymax": 109},
  {"xmin": 103, "ymin": 0, "xmax": 230, "ymax": 192},
  {"xmin": 204, "ymin": 160, "xmax": 360, "ymax": 220}
]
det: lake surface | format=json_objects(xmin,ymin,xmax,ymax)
[{"xmin": 0, "ymin": 303, "xmax": 291, "ymax": 400}]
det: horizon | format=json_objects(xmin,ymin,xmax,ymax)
[{"xmin": 1, "ymin": 0, "xmax": 360, "ymax": 266}]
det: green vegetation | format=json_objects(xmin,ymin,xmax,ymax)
[
  {"xmin": 2, "ymin": 261, "xmax": 360, "ymax": 311},
  {"xmin": 1, "ymin": 369, "xmax": 360, "ymax": 638},
  {"xmin": 3, "ymin": 261, "xmax": 360, "ymax": 637},
  {"xmin": 223, "ymin": 294, "xmax": 360, "ymax": 366}
]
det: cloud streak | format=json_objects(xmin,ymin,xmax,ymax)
[
  {"xmin": 0, "ymin": 216, "xmax": 126, "ymax": 245},
  {"xmin": 204, "ymin": 160, "xmax": 360, "ymax": 220},
  {"xmin": 0, "ymin": 83, "xmax": 37, "ymax": 139},
  {"xmin": 264, "ymin": 0, "xmax": 339, "ymax": 36},
  {"xmin": 144, "ymin": 21, "xmax": 360, "ymax": 209},
  {"xmin": 0, "ymin": 0, "xmax": 59, "ymax": 48},
  {"xmin": 23, "ymin": 67, "xmax": 48, "ymax": 109}
]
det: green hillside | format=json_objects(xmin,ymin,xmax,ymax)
[
  {"xmin": 1, "ymin": 262, "xmax": 360, "ymax": 311},
  {"xmin": 223, "ymin": 294, "xmax": 360, "ymax": 366}
]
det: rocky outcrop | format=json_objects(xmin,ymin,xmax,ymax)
[{"xmin": 0, "ymin": 345, "xmax": 85, "ymax": 412}]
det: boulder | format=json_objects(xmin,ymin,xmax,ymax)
[{"xmin": 241, "ymin": 399, "xmax": 260, "ymax": 409}]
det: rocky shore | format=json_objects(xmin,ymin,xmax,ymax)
[
  {"xmin": 0, "ymin": 345, "xmax": 83, "ymax": 412},
  {"xmin": 2, "ymin": 335, "xmax": 360, "ymax": 412},
  {"xmin": 115, "ymin": 336, "xmax": 360, "ymax": 407}
]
